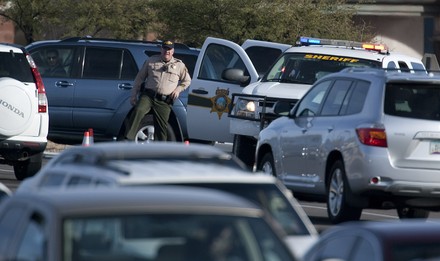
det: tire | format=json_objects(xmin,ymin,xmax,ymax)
[
  {"xmin": 232, "ymin": 135, "xmax": 256, "ymax": 168},
  {"xmin": 397, "ymin": 208, "xmax": 430, "ymax": 219},
  {"xmin": 326, "ymin": 160, "xmax": 362, "ymax": 224},
  {"xmin": 135, "ymin": 115, "xmax": 177, "ymax": 143},
  {"xmin": 257, "ymin": 152, "xmax": 276, "ymax": 177},
  {"xmin": 13, "ymin": 153, "xmax": 43, "ymax": 181}
]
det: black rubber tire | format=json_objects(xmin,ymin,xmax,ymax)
[
  {"xmin": 13, "ymin": 153, "xmax": 43, "ymax": 181},
  {"xmin": 397, "ymin": 208, "xmax": 430, "ymax": 219},
  {"xmin": 232, "ymin": 135, "xmax": 256, "ymax": 168},
  {"xmin": 257, "ymin": 152, "xmax": 276, "ymax": 176},
  {"xmin": 136, "ymin": 115, "xmax": 177, "ymax": 142},
  {"xmin": 326, "ymin": 160, "xmax": 362, "ymax": 224}
]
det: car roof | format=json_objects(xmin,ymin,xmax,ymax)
[
  {"xmin": 285, "ymin": 45, "xmax": 417, "ymax": 62},
  {"xmin": 325, "ymin": 220, "xmax": 440, "ymax": 241},
  {"xmin": 325, "ymin": 67, "xmax": 440, "ymax": 83},
  {"xmin": 26, "ymin": 37, "xmax": 200, "ymax": 55},
  {"xmin": 0, "ymin": 43, "xmax": 24, "ymax": 53},
  {"xmin": 6, "ymin": 185, "xmax": 263, "ymax": 217},
  {"xmin": 55, "ymin": 141, "xmax": 234, "ymax": 159},
  {"xmin": 47, "ymin": 141, "xmax": 247, "ymax": 169}
]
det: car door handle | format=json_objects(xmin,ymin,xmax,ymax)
[
  {"xmin": 328, "ymin": 126, "xmax": 334, "ymax": 132},
  {"xmin": 55, "ymin": 81, "xmax": 74, "ymax": 87},
  {"xmin": 118, "ymin": 83, "xmax": 133, "ymax": 90},
  {"xmin": 192, "ymin": 89, "xmax": 208, "ymax": 95}
]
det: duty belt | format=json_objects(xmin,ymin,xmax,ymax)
[{"xmin": 143, "ymin": 88, "xmax": 173, "ymax": 105}]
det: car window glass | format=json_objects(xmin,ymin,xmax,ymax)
[
  {"xmin": 411, "ymin": 62, "xmax": 427, "ymax": 74},
  {"xmin": 16, "ymin": 214, "xmax": 45, "ymax": 261},
  {"xmin": 65, "ymin": 214, "xmax": 293, "ymax": 261},
  {"xmin": 30, "ymin": 47, "xmax": 74, "ymax": 78},
  {"xmin": 342, "ymin": 80, "xmax": 370, "ymax": 115},
  {"xmin": 398, "ymin": 61, "xmax": 411, "ymax": 72},
  {"xmin": 83, "ymin": 47, "xmax": 123, "ymax": 79},
  {"xmin": 295, "ymin": 80, "xmax": 332, "ymax": 117},
  {"xmin": 263, "ymin": 53, "xmax": 381, "ymax": 84},
  {"xmin": 174, "ymin": 183, "xmax": 311, "ymax": 235},
  {"xmin": 121, "ymin": 50, "xmax": 138, "ymax": 80},
  {"xmin": 385, "ymin": 83, "xmax": 440, "ymax": 120},
  {"xmin": 321, "ymin": 80, "xmax": 353, "ymax": 116},
  {"xmin": 0, "ymin": 206, "xmax": 26, "ymax": 253},
  {"xmin": 40, "ymin": 172, "xmax": 66, "ymax": 187},
  {"xmin": 0, "ymin": 51, "xmax": 34, "ymax": 82},
  {"xmin": 245, "ymin": 46, "xmax": 283, "ymax": 76},
  {"xmin": 386, "ymin": 61, "xmax": 397, "ymax": 70},
  {"xmin": 67, "ymin": 176, "xmax": 92, "ymax": 186},
  {"xmin": 199, "ymin": 43, "xmax": 248, "ymax": 81}
]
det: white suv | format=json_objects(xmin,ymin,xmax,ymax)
[{"xmin": 0, "ymin": 43, "xmax": 48, "ymax": 180}]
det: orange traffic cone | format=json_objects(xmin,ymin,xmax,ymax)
[
  {"xmin": 88, "ymin": 128, "xmax": 94, "ymax": 144},
  {"xmin": 82, "ymin": 131, "xmax": 91, "ymax": 146}
]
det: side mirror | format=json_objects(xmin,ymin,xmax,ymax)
[{"xmin": 222, "ymin": 68, "xmax": 250, "ymax": 86}]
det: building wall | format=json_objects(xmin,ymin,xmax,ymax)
[
  {"xmin": 360, "ymin": 16, "xmax": 425, "ymax": 59},
  {"xmin": 0, "ymin": 20, "xmax": 14, "ymax": 43}
]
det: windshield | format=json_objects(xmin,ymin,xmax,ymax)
[
  {"xmin": 263, "ymin": 53, "xmax": 381, "ymax": 85},
  {"xmin": 63, "ymin": 214, "xmax": 293, "ymax": 261}
]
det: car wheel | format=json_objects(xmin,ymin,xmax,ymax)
[
  {"xmin": 136, "ymin": 115, "xmax": 176, "ymax": 143},
  {"xmin": 258, "ymin": 152, "xmax": 276, "ymax": 177},
  {"xmin": 232, "ymin": 135, "xmax": 256, "ymax": 168},
  {"xmin": 327, "ymin": 160, "xmax": 362, "ymax": 224},
  {"xmin": 397, "ymin": 208, "xmax": 430, "ymax": 219},
  {"xmin": 13, "ymin": 153, "xmax": 43, "ymax": 181}
]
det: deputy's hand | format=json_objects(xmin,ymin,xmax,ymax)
[{"xmin": 170, "ymin": 88, "xmax": 181, "ymax": 100}]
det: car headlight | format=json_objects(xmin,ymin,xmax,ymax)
[{"xmin": 235, "ymin": 99, "xmax": 257, "ymax": 119}]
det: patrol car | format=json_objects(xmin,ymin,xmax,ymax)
[{"xmin": 225, "ymin": 36, "xmax": 427, "ymax": 167}]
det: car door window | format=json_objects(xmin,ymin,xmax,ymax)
[
  {"xmin": 199, "ymin": 43, "xmax": 248, "ymax": 81},
  {"xmin": 16, "ymin": 213, "xmax": 45, "ymax": 261},
  {"xmin": 321, "ymin": 80, "xmax": 353, "ymax": 116},
  {"xmin": 30, "ymin": 46, "xmax": 75, "ymax": 78},
  {"xmin": 245, "ymin": 46, "xmax": 284, "ymax": 76},
  {"xmin": 315, "ymin": 235, "xmax": 357, "ymax": 261},
  {"xmin": 83, "ymin": 47, "xmax": 137, "ymax": 79},
  {"xmin": 341, "ymin": 80, "xmax": 370, "ymax": 115},
  {"xmin": 294, "ymin": 80, "xmax": 332, "ymax": 117}
]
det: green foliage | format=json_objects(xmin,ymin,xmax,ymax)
[
  {"xmin": 0, "ymin": 0, "xmax": 373, "ymax": 46},
  {"xmin": 150, "ymin": 0, "xmax": 374, "ymax": 47}
]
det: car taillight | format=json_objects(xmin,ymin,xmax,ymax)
[
  {"xmin": 356, "ymin": 128, "xmax": 387, "ymax": 147},
  {"xmin": 26, "ymin": 54, "xmax": 48, "ymax": 113}
]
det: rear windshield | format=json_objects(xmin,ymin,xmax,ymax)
[
  {"xmin": 0, "ymin": 52, "xmax": 34, "ymax": 82},
  {"xmin": 263, "ymin": 52, "xmax": 381, "ymax": 85},
  {"xmin": 165, "ymin": 183, "xmax": 312, "ymax": 236},
  {"xmin": 385, "ymin": 83, "xmax": 440, "ymax": 120}
]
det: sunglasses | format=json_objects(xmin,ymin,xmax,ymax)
[{"xmin": 47, "ymin": 56, "xmax": 57, "ymax": 60}]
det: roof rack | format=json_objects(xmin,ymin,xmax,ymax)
[
  {"xmin": 296, "ymin": 36, "xmax": 388, "ymax": 53},
  {"xmin": 60, "ymin": 36, "xmax": 191, "ymax": 49}
]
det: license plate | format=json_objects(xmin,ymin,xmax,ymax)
[{"xmin": 430, "ymin": 141, "xmax": 440, "ymax": 154}]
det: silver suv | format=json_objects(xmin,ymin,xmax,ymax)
[
  {"xmin": 256, "ymin": 68, "xmax": 440, "ymax": 223},
  {"xmin": 0, "ymin": 43, "xmax": 48, "ymax": 180}
]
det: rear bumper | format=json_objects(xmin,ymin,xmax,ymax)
[{"xmin": 0, "ymin": 138, "xmax": 47, "ymax": 160}]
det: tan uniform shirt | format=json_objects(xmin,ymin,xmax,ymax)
[{"xmin": 131, "ymin": 55, "xmax": 191, "ymax": 99}]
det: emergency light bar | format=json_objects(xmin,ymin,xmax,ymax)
[{"xmin": 297, "ymin": 36, "xmax": 387, "ymax": 52}]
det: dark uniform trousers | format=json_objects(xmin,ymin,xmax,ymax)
[{"xmin": 125, "ymin": 92, "xmax": 172, "ymax": 141}]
